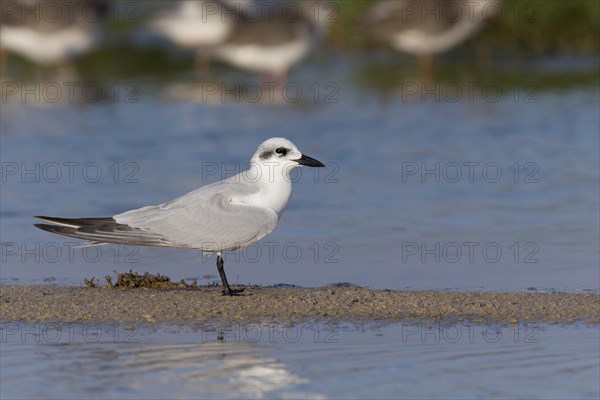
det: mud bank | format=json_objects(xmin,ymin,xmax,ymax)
[{"xmin": 1, "ymin": 285, "xmax": 598, "ymax": 324}]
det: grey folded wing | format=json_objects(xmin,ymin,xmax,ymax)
[
  {"xmin": 114, "ymin": 180, "xmax": 279, "ymax": 251},
  {"xmin": 36, "ymin": 180, "xmax": 279, "ymax": 251}
]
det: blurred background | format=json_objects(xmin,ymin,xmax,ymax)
[
  {"xmin": 1, "ymin": 2, "xmax": 599, "ymax": 399},
  {"xmin": 1, "ymin": 0, "xmax": 599, "ymax": 291},
  {"xmin": 1, "ymin": 0, "xmax": 598, "ymax": 94}
]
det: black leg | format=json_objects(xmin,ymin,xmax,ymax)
[{"xmin": 216, "ymin": 255, "xmax": 243, "ymax": 296}]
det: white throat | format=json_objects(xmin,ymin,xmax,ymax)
[{"xmin": 241, "ymin": 159, "xmax": 296, "ymax": 217}]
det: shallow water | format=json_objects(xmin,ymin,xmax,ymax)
[
  {"xmin": 1, "ymin": 59, "xmax": 598, "ymax": 292},
  {"xmin": 1, "ymin": 321, "xmax": 598, "ymax": 399}
]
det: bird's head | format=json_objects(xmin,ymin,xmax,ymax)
[{"xmin": 251, "ymin": 137, "xmax": 325, "ymax": 171}]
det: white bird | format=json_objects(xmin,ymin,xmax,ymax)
[
  {"xmin": 149, "ymin": 1, "xmax": 233, "ymax": 49},
  {"xmin": 214, "ymin": 0, "xmax": 331, "ymax": 84},
  {"xmin": 146, "ymin": 0, "xmax": 235, "ymax": 76},
  {"xmin": 0, "ymin": 0, "xmax": 107, "ymax": 68},
  {"xmin": 362, "ymin": 0, "xmax": 500, "ymax": 80},
  {"xmin": 35, "ymin": 138, "xmax": 325, "ymax": 296}
]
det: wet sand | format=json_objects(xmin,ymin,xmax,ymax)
[{"xmin": 1, "ymin": 285, "xmax": 598, "ymax": 324}]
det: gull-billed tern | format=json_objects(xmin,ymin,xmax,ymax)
[{"xmin": 35, "ymin": 137, "xmax": 325, "ymax": 295}]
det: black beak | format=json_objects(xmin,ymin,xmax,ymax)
[{"xmin": 294, "ymin": 154, "xmax": 325, "ymax": 167}]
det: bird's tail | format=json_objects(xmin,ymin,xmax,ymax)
[{"xmin": 34, "ymin": 216, "xmax": 167, "ymax": 247}]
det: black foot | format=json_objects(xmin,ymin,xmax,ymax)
[
  {"xmin": 216, "ymin": 254, "xmax": 245, "ymax": 296},
  {"xmin": 222, "ymin": 287, "xmax": 245, "ymax": 296}
]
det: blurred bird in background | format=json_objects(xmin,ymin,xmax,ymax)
[
  {"xmin": 213, "ymin": 0, "xmax": 333, "ymax": 85},
  {"xmin": 147, "ymin": 0, "xmax": 237, "ymax": 78},
  {"xmin": 0, "ymin": 0, "xmax": 107, "ymax": 75},
  {"xmin": 362, "ymin": 0, "xmax": 500, "ymax": 80}
]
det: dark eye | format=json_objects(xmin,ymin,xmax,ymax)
[{"xmin": 275, "ymin": 147, "xmax": 287, "ymax": 155}]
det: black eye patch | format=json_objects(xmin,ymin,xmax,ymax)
[
  {"xmin": 259, "ymin": 147, "xmax": 288, "ymax": 159},
  {"xmin": 258, "ymin": 151, "xmax": 272, "ymax": 159}
]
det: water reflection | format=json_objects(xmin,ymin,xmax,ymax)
[
  {"xmin": 2, "ymin": 337, "xmax": 320, "ymax": 399},
  {"xmin": 1, "ymin": 323, "xmax": 598, "ymax": 399},
  {"xmin": 129, "ymin": 342, "xmax": 311, "ymax": 398}
]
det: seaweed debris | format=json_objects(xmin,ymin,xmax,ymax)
[{"xmin": 85, "ymin": 270, "xmax": 197, "ymax": 290}]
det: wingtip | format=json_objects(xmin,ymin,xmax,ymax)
[
  {"xmin": 34, "ymin": 215, "xmax": 56, "ymax": 222},
  {"xmin": 34, "ymin": 223, "xmax": 57, "ymax": 233},
  {"xmin": 34, "ymin": 216, "xmax": 59, "ymax": 225},
  {"xmin": 33, "ymin": 215, "xmax": 82, "ymax": 227}
]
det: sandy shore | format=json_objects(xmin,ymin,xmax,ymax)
[{"xmin": 1, "ymin": 285, "xmax": 598, "ymax": 324}]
